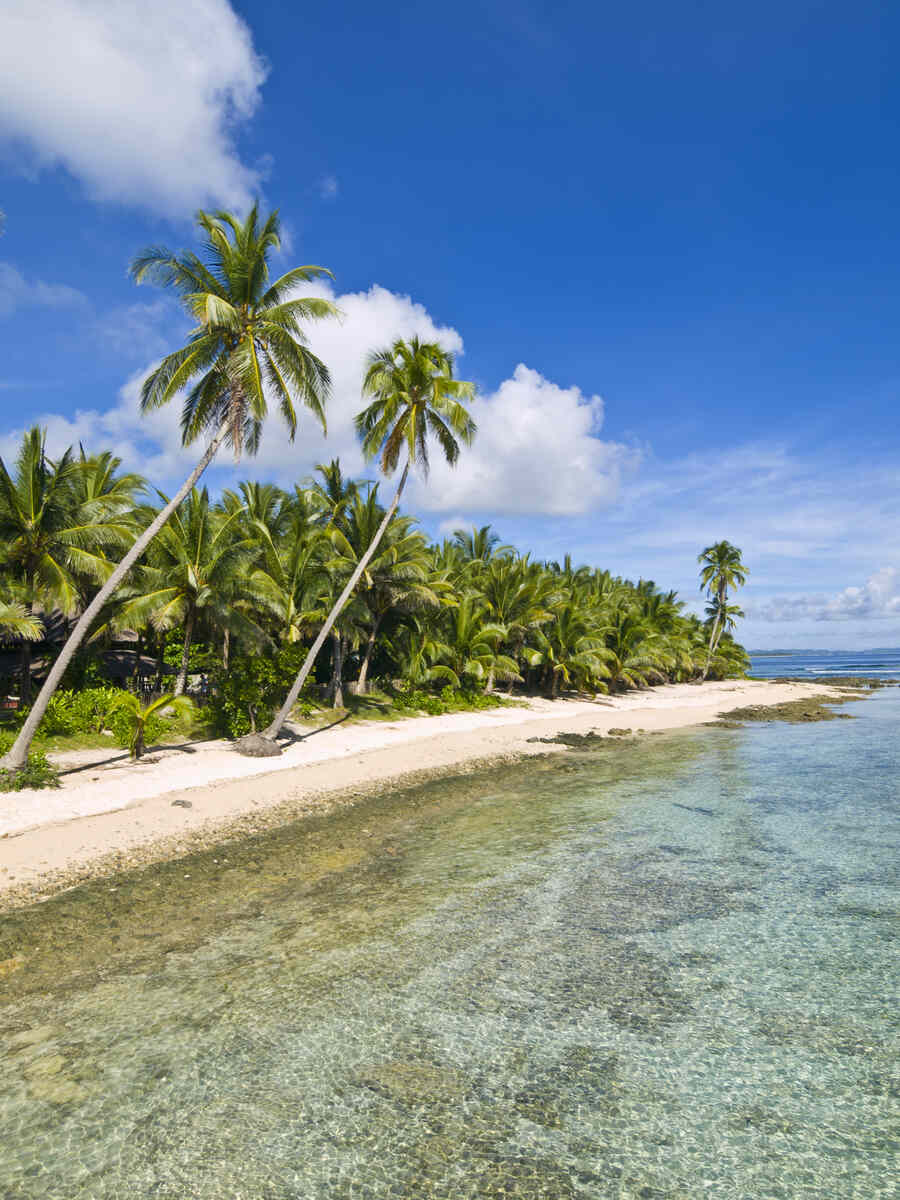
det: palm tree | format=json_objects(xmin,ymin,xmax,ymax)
[
  {"xmin": 119, "ymin": 489, "xmax": 263, "ymax": 694},
  {"xmin": 1, "ymin": 206, "xmax": 336, "ymax": 772},
  {"xmin": 327, "ymin": 487, "xmax": 440, "ymax": 691},
  {"xmin": 698, "ymin": 541, "xmax": 748, "ymax": 680},
  {"xmin": 528, "ymin": 602, "xmax": 610, "ymax": 697},
  {"xmin": 259, "ymin": 336, "xmax": 476, "ymax": 745},
  {"xmin": 246, "ymin": 504, "xmax": 329, "ymax": 648},
  {"xmin": 430, "ymin": 595, "xmax": 519, "ymax": 689},
  {"xmin": 0, "ymin": 428, "xmax": 141, "ymax": 705},
  {"xmin": 109, "ymin": 692, "xmax": 194, "ymax": 759},
  {"xmin": 604, "ymin": 610, "xmax": 669, "ymax": 691},
  {"xmin": 0, "ymin": 601, "xmax": 42, "ymax": 642}
]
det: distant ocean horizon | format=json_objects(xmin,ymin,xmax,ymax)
[{"xmin": 748, "ymin": 647, "xmax": 900, "ymax": 678}]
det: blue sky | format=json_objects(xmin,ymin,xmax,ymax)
[{"xmin": 1, "ymin": 0, "xmax": 898, "ymax": 647}]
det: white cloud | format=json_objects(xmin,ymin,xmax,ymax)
[
  {"xmin": 0, "ymin": 283, "xmax": 466, "ymax": 490},
  {"xmin": 317, "ymin": 174, "xmax": 339, "ymax": 200},
  {"xmin": 414, "ymin": 365, "xmax": 639, "ymax": 516},
  {"xmin": 747, "ymin": 568, "xmax": 900, "ymax": 623},
  {"xmin": 0, "ymin": 0, "xmax": 266, "ymax": 215},
  {"xmin": 0, "ymin": 261, "xmax": 88, "ymax": 317},
  {"xmin": 0, "ymin": 282, "xmax": 636, "ymax": 522}
]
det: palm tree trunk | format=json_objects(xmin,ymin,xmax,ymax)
[
  {"xmin": 357, "ymin": 612, "xmax": 384, "ymax": 692},
  {"xmin": 19, "ymin": 638, "xmax": 32, "ymax": 708},
  {"xmin": 261, "ymin": 461, "xmax": 410, "ymax": 742},
  {"xmin": 330, "ymin": 631, "xmax": 345, "ymax": 708},
  {"xmin": 222, "ymin": 627, "xmax": 231, "ymax": 671},
  {"xmin": 174, "ymin": 608, "xmax": 195, "ymax": 697},
  {"xmin": 0, "ymin": 419, "xmax": 231, "ymax": 773},
  {"xmin": 701, "ymin": 581, "xmax": 727, "ymax": 681}
]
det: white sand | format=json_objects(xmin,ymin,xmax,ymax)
[{"xmin": 0, "ymin": 679, "xmax": 842, "ymax": 901}]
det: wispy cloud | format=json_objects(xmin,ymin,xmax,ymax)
[
  {"xmin": 0, "ymin": 261, "xmax": 88, "ymax": 318},
  {"xmin": 317, "ymin": 174, "xmax": 339, "ymax": 200}
]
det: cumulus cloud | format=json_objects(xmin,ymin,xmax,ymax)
[
  {"xmin": 0, "ymin": 261, "xmax": 88, "ymax": 317},
  {"xmin": 747, "ymin": 568, "xmax": 900, "ymax": 623},
  {"xmin": 414, "ymin": 365, "xmax": 639, "ymax": 516},
  {"xmin": 0, "ymin": 0, "xmax": 266, "ymax": 214}
]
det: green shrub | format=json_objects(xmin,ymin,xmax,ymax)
[
  {"xmin": 68, "ymin": 687, "xmax": 122, "ymax": 733},
  {"xmin": 0, "ymin": 733, "xmax": 60, "ymax": 791},
  {"xmin": 38, "ymin": 692, "xmax": 78, "ymax": 736},
  {"xmin": 391, "ymin": 684, "xmax": 507, "ymax": 716},
  {"xmin": 36, "ymin": 687, "xmax": 122, "ymax": 737},
  {"xmin": 207, "ymin": 646, "xmax": 318, "ymax": 739}
]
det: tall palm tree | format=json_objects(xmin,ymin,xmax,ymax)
[
  {"xmin": 429, "ymin": 595, "xmax": 519, "ymax": 689},
  {"xmin": 327, "ymin": 487, "xmax": 441, "ymax": 691},
  {"xmin": 0, "ymin": 428, "xmax": 141, "ymax": 704},
  {"xmin": 259, "ymin": 336, "xmax": 476, "ymax": 744},
  {"xmin": 698, "ymin": 541, "xmax": 748, "ymax": 680},
  {"xmin": 1, "ymin": 206, "xmax": 336, "ymax": 772},
  {"xmin": 119, "ymin": 489, "xmax": 263, "ymax": 694}
]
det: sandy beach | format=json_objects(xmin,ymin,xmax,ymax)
[{"xmin": 0, "ymin": 679, "xmax": 845, "ymax": 908}]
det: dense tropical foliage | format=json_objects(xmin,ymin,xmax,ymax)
[{"xmin": 0, "ymin": 426, "xmax": 749, "ymax": 760}]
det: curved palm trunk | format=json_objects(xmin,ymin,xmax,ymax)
[
  {"xmin": 701, "ymin": 580, "xmax": 727, "ymax": 681},
  {"xmin": 357, "ymin": 612, "xmax": 384, "ymax": 692},
  {"xmin": 174, "ymin": 608, "xmax": 195, "ymax": 697},
  {"xmin": 0, "ymin": 420, "xmax": 230, "ymax": 773},
  {"xmin": 261, "ymin": 462, "xmax": 410, "ymax": 742}
]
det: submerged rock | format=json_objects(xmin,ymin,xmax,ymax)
[
  {"xmin": 6, "ymin": 1026, "xmax": 58, "ymax": 1050},
  {"xmin": 232, "ymin": 733, "xmax": 283, "ymax": 757},
  {"xmin": 353, "ymin": 1059, "xmax": 466, "ymax": 1105}
]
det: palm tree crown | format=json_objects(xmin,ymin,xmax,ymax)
[
  {"xmin": 131, "ymin": 205, "xmax": 338, "ymax": 455},
  {"xmin": 356, "ymin": 336, "xmax": 476, "ymax": 476}
]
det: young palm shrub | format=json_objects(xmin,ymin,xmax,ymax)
[
  {"xmin": 1, "ymin": 207, "xmax": 337, "ymax": 774},
  {"xmin": 258, "ymin": 337, "xmax": 476, "ymax": 746},
  {"xmin": 109, "ymin": 692, "xmax": 194, "ymax": 760}
]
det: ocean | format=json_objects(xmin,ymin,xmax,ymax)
[
  {"xmin": 749, "ymin": 648, "xmax": 900, "ymax": 679},
  {"xmin": 0, "ymin": 687, "xmax": 896, "ymax": 1198}
]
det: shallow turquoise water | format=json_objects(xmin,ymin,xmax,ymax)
[{"xmin": 0, "ymin": 692, "xmax": 897, "ymax": 1198}]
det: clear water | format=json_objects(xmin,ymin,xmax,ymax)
[
  {"xmin": 749, "ymin": 647, "xmax": 900, "ymax": 679},
  {"xmin": 0, "ymin": 692, "xmax": 897, "ymax": 1199}
]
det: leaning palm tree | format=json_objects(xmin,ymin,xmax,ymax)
[
  {"xmin": 698, "ymin": 541, "xmax": 748, "ymax": 680},
  {"xmin": 257, "ymin": 336, "xmax": 476, "ymax": 746},
  {"xmin": 1, "ymin": 206, "xmax": 336, "ymax": 773}
]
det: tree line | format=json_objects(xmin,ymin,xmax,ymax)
[{"xmin": 0, "ymin": 206, "xmax": 749, "ymax": 773}]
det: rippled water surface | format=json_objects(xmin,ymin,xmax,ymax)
[{"xmin": 1, "ymin": 691, "xmax": 897, "ymax": 1198}]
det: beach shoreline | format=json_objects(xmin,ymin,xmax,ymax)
[{"xmin": 0, "ymin": 679, "xmax": 852, "ymax": 911}]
